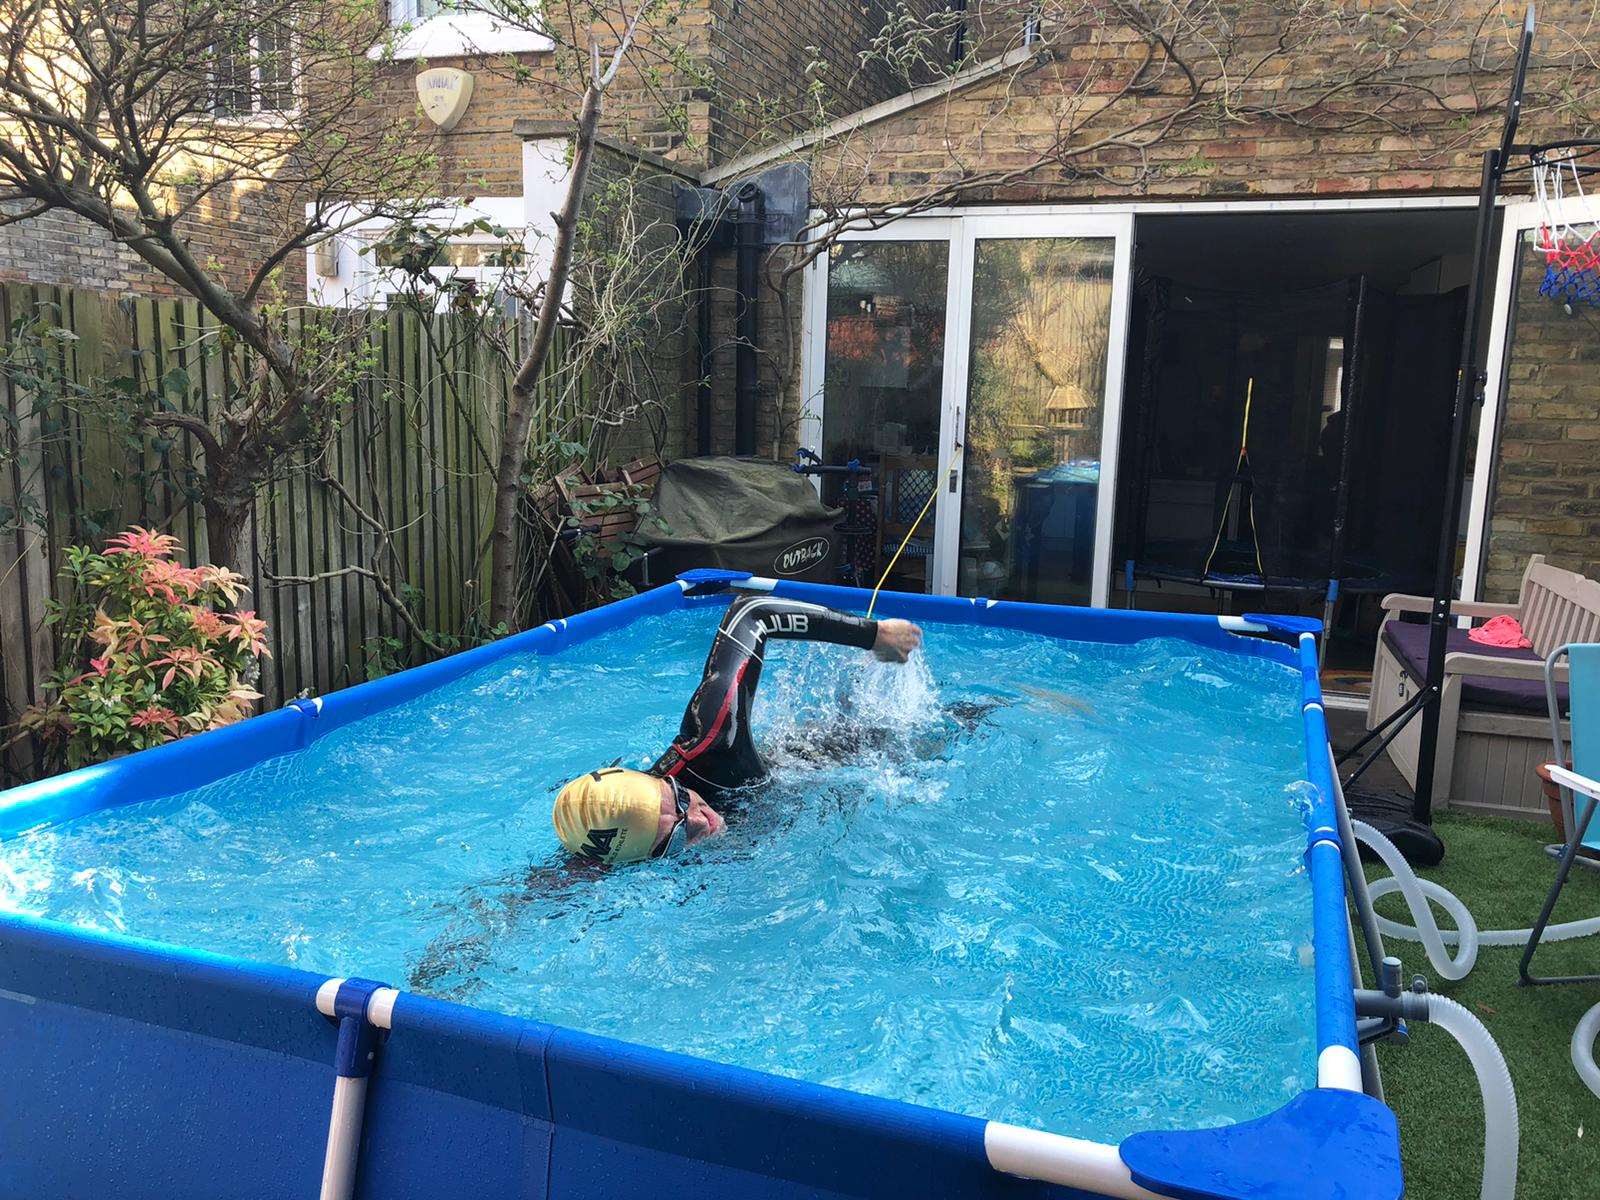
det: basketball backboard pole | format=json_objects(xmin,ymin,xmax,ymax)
[{"xmin": 1408, "ymin": 7, "xmax": 1537, "ymax": 823}]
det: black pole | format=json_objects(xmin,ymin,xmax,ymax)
[
  {"xmin": 695, "ymin": 244, "xmax": 714, "ymax": 455},
  {"xmin": 1321, "ymin": 275, "xmax": 1367, "ymax": 649},
  {"xmin": 1411, "ymin": 8, "xmax": 1536, "ymax": 822},
  {"xmin": 733, "ymin": 182, "xmax": 764, "ymax": 457}
]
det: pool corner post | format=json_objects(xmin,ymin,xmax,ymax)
[{"xmin": 315, "ymin": 977, "xmax": 399, "ymax": 1200}]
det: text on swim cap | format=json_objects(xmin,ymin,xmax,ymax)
[{"xmin": 581, "ymin": 826, "xmax": 621, "ymax": 860}]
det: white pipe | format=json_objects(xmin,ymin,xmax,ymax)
[
  {"xmin": 368, "ymin": 987, "xmax": 399, "ymax": 1030},
  {"xmin": 1353, "ymin": 817, "xmax": 1600, "ymax": 1200},
  {"xmin": 320, "ymin": 1076, "xmax": 369, "ymax": 1200},
  {"xmin": 1354, "ymin": 822, "xmax": 1482, "ymax": 980},
  {"xmin": 1217, "ymin": 616, "xmax": 1268, "ymax": 633},
  {"xmin": 315, "ymin": 979, "xmax": 401, "ymax": 1200},
  {"xmin": 1571, "ymin": 1001, "xmax": 1600, "ymax": 1098},
  {"xmin": 1354, "ymin": 821, "xmax": 1600, "ymax": 977},
  {"xmin": 1317, "ymin": 1044, "xmax": 1364, "ymax": 1092},
  {"xmin": 315, "ymin": 977, "xmax": 342, "ymax": 1018},
  {"xmin": 984, "ymin": 1123, "xmax": 1163, "ymax": 1199},
  {"xmin": 316, "ymin": 977, "xmax": 399, "ymax": 1029},
  {"xmin": 1425, "ymin": 995, "xmax": 1519, "ymax": 1200}
]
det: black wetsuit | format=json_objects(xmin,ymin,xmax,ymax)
[{"xmin": 649, "ymin": 595, "xmax": 879, "ymax": 800}]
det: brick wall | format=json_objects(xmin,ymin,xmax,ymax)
[
  {"xmin": 1482, "ymin": 228, "xmax": 1600, "ymax": 600},
  {"xmin": 358, "ymin": 7, "xmax": 718, "ymax": 198},
  {"xmin": 795, "ymin": 3, "xmax": 1594, "ymax": 208},
  {"xmin": 0, "ymin": 182, "xmax": 305, "ymax": 300},
  {"xmin": 2, "ymin": 1, "xmax": 929, "ymax": 297},
  {"xmin": 705, "ymin": 1, "xmax": 1600, "ymax": 462},
  {"xmin": 705, "ymin": 0, "xmax": 947, "ymax": 162},
  {"xmin": 685, "ymin": 233, "xmax": 804, "ymax": 460},
  {"xmin": 0, "ymin": 206, "xmax": 166, "ymax": 295}
]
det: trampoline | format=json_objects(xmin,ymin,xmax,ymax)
[
  {"xmin": 1117, "ymin": 275, "xmax": 1459, "ymax": 644},
  {"xmin": 0, "ymin": 573, "xmax": 1399, "ymax": 1200},
  {"xmin": 1127, "ymin": 541, "xmax": 1403, "ymax": 600}
]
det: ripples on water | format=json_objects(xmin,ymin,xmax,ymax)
[{"xmin": 0, "ymin": 604, "xmax": 1316, "ymax": 1140}]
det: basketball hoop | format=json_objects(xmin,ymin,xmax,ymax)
[{"xmin": 1532, "ymin": 150, "xmax": 1600, "ymax": 307}]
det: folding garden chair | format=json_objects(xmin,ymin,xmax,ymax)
[{"xmin": 1520, "ymin": 642, "xmax": 1600, "ymax": 986}]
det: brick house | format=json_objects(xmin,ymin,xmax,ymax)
[
  {"xmin": 3, "ymin": 0, "xmax": 1596, "ymax": 643},
  {"xmin": 0, "ymin": 0, "xmax": 930, "ymax": 301},
  {"xmin": 668, "ymin": 1, "xmax": 1600, "ymax": 686}
]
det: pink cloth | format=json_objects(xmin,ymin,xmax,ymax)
[{"xmin": 1469, "ymin": 614, "xmax": 1533, "ymax": 650}]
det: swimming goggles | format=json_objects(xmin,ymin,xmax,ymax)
[{"xmin": 653, "ymin": 776, "xmax": 692, "ymax": 859}]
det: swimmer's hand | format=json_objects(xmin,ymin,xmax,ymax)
[{"xmin": 872, "ymin": 619, "xmax": 922, "ymax": 663}]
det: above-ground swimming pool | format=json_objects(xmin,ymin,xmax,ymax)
[{"xmin": 0, "ymin": 574, "xmax": 1400, "ymax": 1200}]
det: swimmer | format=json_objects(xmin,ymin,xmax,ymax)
[{"xmin": 551, "ymin": 596, "xmax": 922, "ymax": 865}]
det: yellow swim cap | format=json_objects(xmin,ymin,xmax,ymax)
[{"xmin": 552, "ymin": 768, "xmax": 665, "ymax": 864}]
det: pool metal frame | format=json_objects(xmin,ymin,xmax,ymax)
[{"xmin": 0, "ymin": 573, "xmax": 1400, "ymax": 1200}]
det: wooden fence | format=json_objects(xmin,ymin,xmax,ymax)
[{"xmin": 0, "ymin": 283, "xmax": 583, "ymax": 785}]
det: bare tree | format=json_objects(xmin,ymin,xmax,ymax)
[
  {"xmin": 458, "ymin": 0, "xmax": 708, "ymax": 629},
  {"xmin": 0, "ymin": 0, "xmax": 447, "ymax": 577}
]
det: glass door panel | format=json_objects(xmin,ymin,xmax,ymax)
[
  {"xmin": 820, "ymin": 239, "xmax": 949, "ymax": 594},
  {"xmin": 957, "ymin": 237, "xmax": 1117, "ymax": 605},
  {"xmin": 1476, "ymin": 215, "xmax": 1600, "ymax": 598}
]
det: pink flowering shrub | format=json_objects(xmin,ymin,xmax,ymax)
[{"xmin": 21, "ymin": 527, "xmax": 270, "ymax": 770}]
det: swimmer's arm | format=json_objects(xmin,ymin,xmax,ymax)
[
  {"xmin": 751, "ymin": 600, "xmax": 878, "ymax": 650},
  {"xmin": 757, "ymin": 602, "xmax": 921, "ymax": 663}
]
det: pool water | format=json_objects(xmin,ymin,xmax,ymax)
[{"xmin": 0, "ymin": 602, "xmax": 1317, "ymax": 1141}]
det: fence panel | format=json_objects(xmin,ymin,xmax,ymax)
[{"xmin": 0, "ymin": 287, "xmax": 572, "ymax": 782}]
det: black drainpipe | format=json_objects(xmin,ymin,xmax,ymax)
[
  {"xmin": 734, "ymin": 182, "xmax": 764, "ymax": 457},
  {"xmin": 695, "ymin": 244, "xmax": 714, "ymax": 455}
]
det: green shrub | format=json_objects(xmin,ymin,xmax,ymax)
[{"xmin": 21, "ymin": 527, "xmax": 270, "ymax": 770}]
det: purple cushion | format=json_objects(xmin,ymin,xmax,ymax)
[{"xmin": 1382, "ymin": 620, "xmax": 1568, "ymax": 716}]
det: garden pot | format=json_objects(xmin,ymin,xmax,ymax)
[{"xmin": 1538, "ymin": 761, "xmax": 1600, "ymax": 858}]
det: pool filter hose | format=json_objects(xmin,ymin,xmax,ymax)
[
  {"xmin": 1572, "ymin": 1002, "xmax": 1600, "ymax": 1099},
  {"xmin": 1352, "ymin": 819, "xmax": 1600, "ymax": 1200},
  {"xmin": 1423, "ymin": 994, "xmax": 1520, "ymax": 1200},
  {"xmin": 1353, "ymin": 820, "xmax": 1600, "ymax": 980}
]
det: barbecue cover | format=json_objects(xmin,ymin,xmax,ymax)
[{"xmin": 638, "ymin": 456, "xmax": 839, "ymax": 583}]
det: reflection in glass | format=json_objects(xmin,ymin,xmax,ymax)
[
  {"xmin": 822, "ymin": 240, "xmax": 948, "ymax": 593},
  {"xmin": 959, "ymin": 238, "xmax": 1114, "ymax": 604}
]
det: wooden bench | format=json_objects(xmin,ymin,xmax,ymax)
[{"xmin": 1366, "ymin": 555, "xmax": 1600, "ymax": 819}]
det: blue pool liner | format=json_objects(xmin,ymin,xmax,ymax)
[{"xmin": 0, "ymin": 576, "xmax": 1399, "ymax": 1200}]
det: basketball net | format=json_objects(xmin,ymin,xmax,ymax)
[{"xmin": 1533, "ymin": 150, "xmax": 1600, "ymax": 308}]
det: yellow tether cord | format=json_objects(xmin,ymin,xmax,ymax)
[
  {"xmin": 1202, "ymin": 377, "xmax": 1264, "ymax": 580},
  {"xmin": 867, "ymin": 471, "xmax": 942, "ymax": 620}
]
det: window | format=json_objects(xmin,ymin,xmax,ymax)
[
  {"xmin": 306, "ymin": 198, "xmax": 538, "ymax": 310},
  {"xmin": 373, "ymin": 0, "xmax": 553, "ymax": 59},
  {"xmin": 389, "ymin": 0, "xmax": 442, "ymax": 25},
  {"xmin": 373, "ymin": 241, "xmax": 524, "ymax": 270},
  {"xmin": 213, "ymin": 22, "xmax": 296, "ymax": 117}
]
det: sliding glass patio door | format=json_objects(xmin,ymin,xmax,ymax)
[
  {"xmin": 801, "ymin": 212, "xmax": 1133, "ymax": 604},
  {"xmin": 807, "ymin": 222, "xmax": 960, "ymax": 596},
  {"xmin": 1461, "ymin": 187, "xmax": 1600, "ymax": 602}
]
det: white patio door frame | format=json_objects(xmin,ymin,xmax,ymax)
[
  {"xmin": 799, "ymin": 211, "xmax": 1134, "ymax": 605},
  {"xmin": 1460, "ymin": 189, "xmax": 1600, "ymax": 602}
]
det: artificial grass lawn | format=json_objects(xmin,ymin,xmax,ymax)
[{"xmin": 1365, "ymin": 811, "xmax": 1600, "ymax": 1199}]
